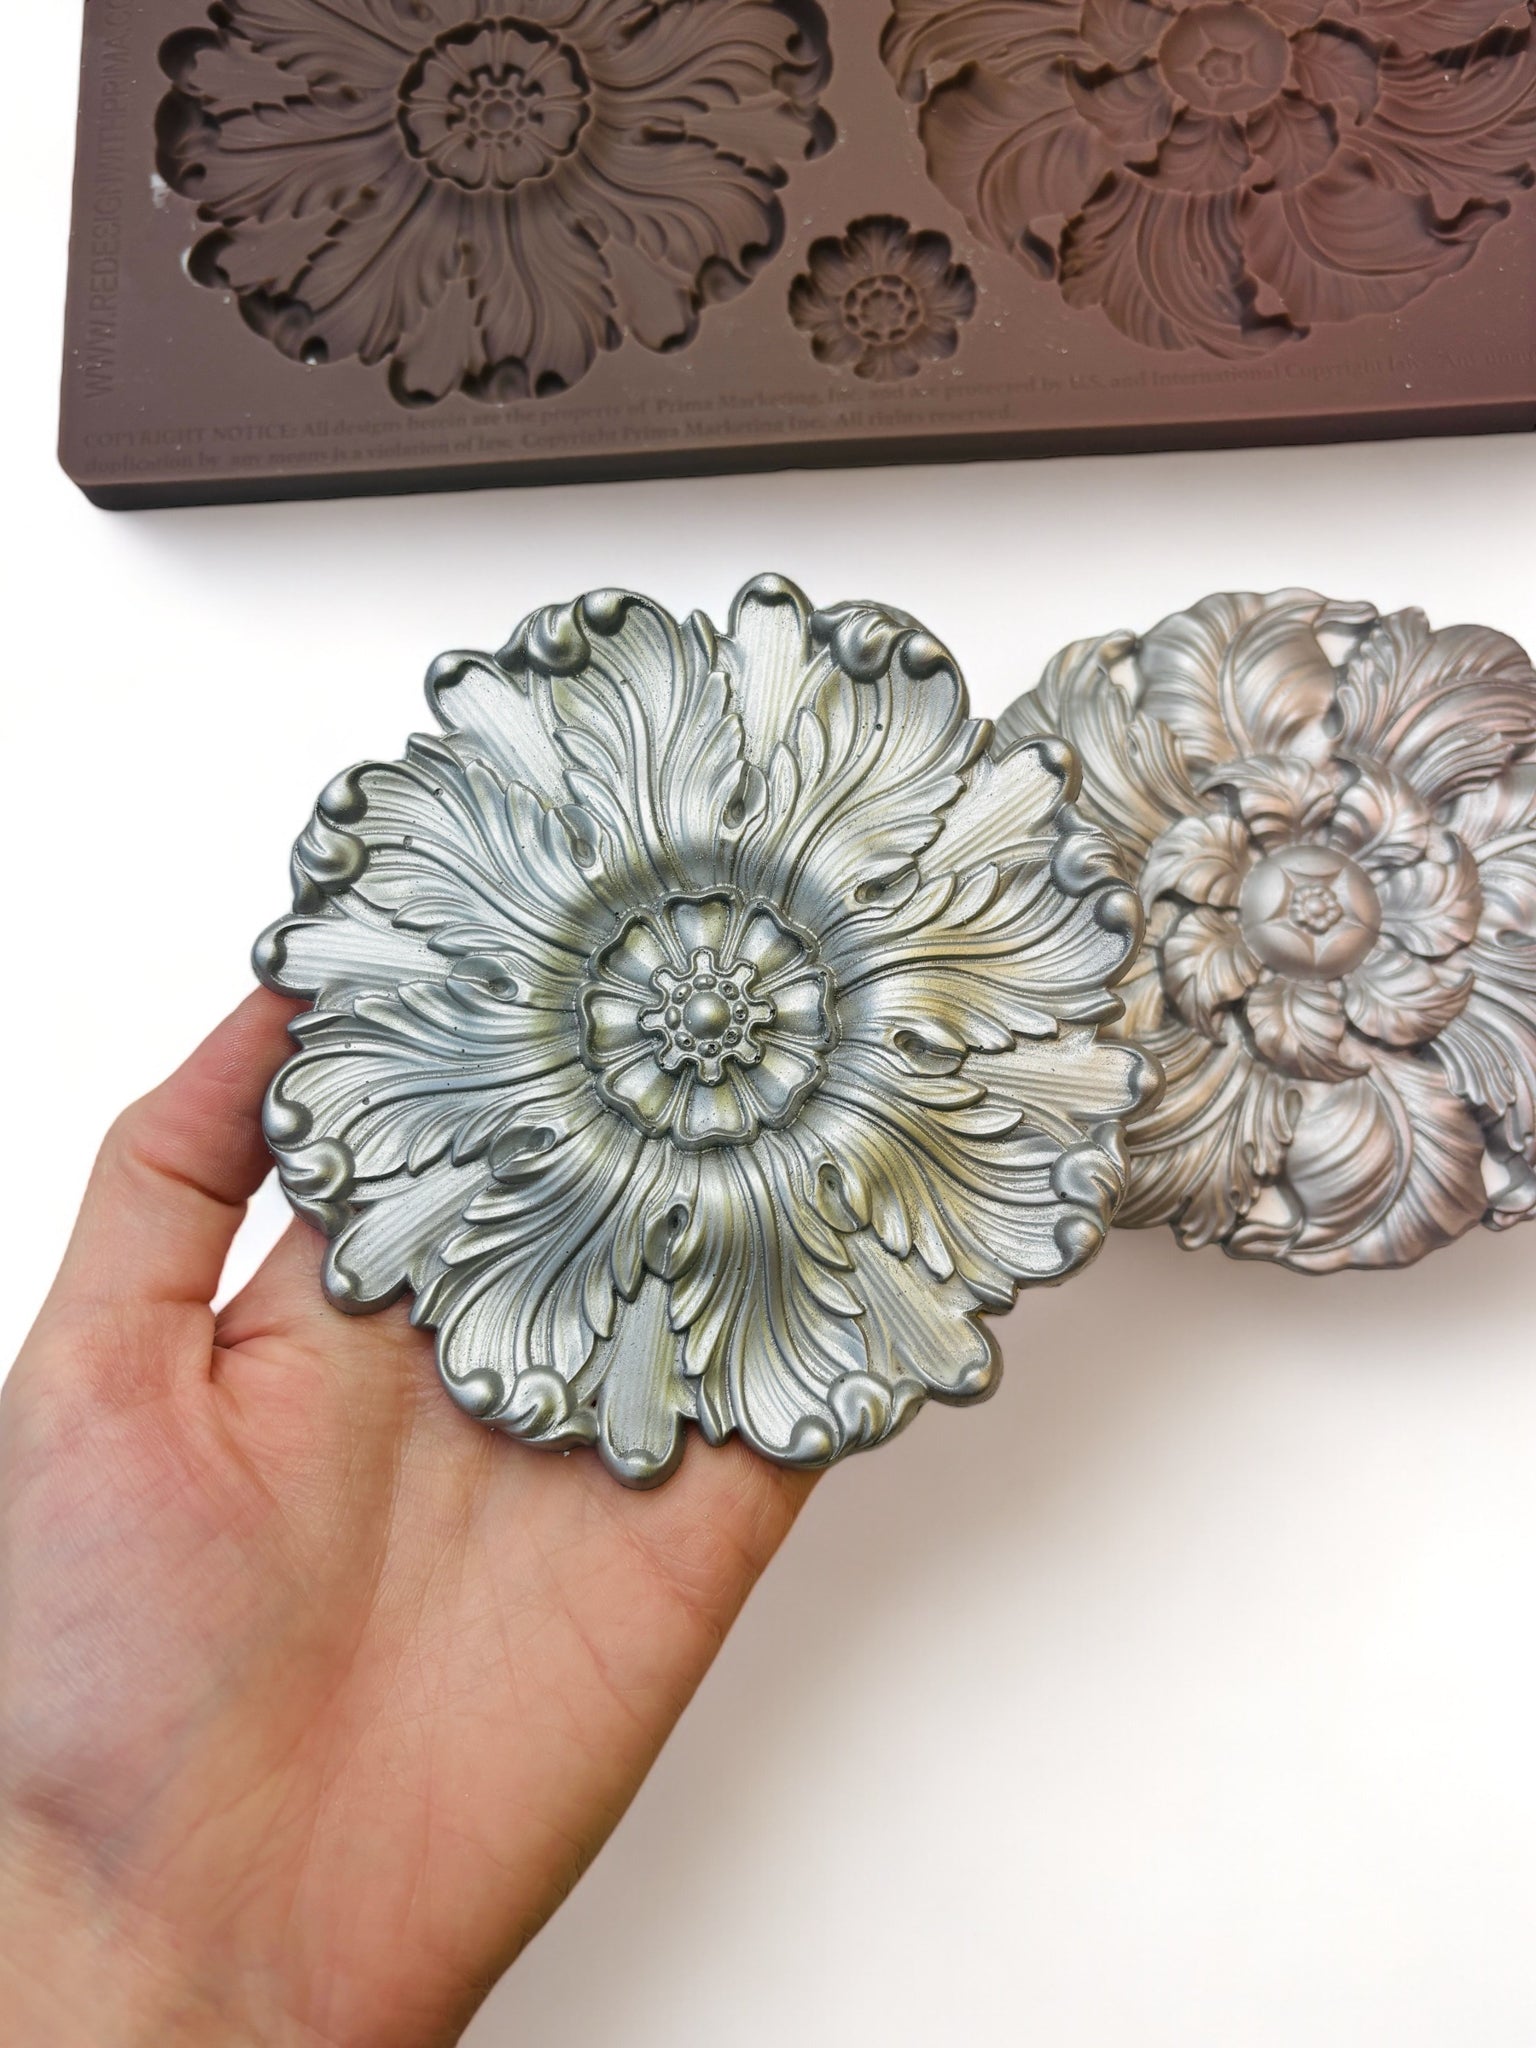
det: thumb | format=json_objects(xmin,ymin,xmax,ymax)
[{"xmin": 48, "ymin": 989, "xmax": 300, "ymax": 1320}]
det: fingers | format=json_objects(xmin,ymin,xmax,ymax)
[
  {"xmin": 213, "ymin": 1213, "xmax": 333, "ymax": 1348},
  {"xmin": 582, "ymin": 1434, "xmax": 816, "ymax": 1654},
  {"xmin": 226, "ymin": 1214, "xmax": 818, "ymax": 1548},
  {"xmin": 214, "ymin": 1217, "xmax": 449, "ymax": 1441},
  {"xmin": 219, "ymin": 1177, "xmax": 820, "ymax": 1570},
  {"xmin": 52, "ymin": 988, "xmax": 301, "ymax": 1314}
]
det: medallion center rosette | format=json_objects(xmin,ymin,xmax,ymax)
[
  {"xmin": 580, "ymin": 891, "xmax": 833, "ymax": 1142},
  {"xmin": 398, "ymin": 21, "xmax": 591, "ymax": 192},
  {"xmin": 1238, "ymin": 843, "xmax": 1381, "ymax": 978}
]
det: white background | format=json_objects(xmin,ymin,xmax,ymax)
[{"xmin": 8, "ymin": 10, "xmax": 1536, "ymax": 2045}]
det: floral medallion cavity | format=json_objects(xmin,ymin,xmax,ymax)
[
  {"xmin": 1000, "ymin": 592, "xmax": 1536, "ymax": 1271},
  {"xmin": 882, "ymin": 0, "xmax": 1536, "ymax": 356},
  {"xmin": 156, "ymin": 0, "xmax": 833, "ymax": 404},
  {"xmin": 256, "ymin": 578, "xmax": 1158, "ymax": 1485},
  {"xmin": 788, "ymin": 215, "xmax": 976, "ymax": 381}
]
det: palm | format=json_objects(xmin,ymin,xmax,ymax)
[{"xmin": 0, "ymin": 994, "xmax": 808, "ymax": 2047}]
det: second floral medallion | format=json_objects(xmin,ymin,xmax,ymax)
[{"xmin": 1002, "ymin": 592, "xmax": 1536, "ymax": 1271}]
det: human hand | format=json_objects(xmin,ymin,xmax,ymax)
[{"xmin": 0, "ymin": 991, "xmax": 811, "ymax": 2047}]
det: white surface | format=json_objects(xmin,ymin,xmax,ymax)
[{"xmin": 6, "ymin": 11, "xmax": 1536, "ymax": 2042}]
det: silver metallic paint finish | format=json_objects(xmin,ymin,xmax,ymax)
[
  {"xmin": 1004, "ymin": 592, "xmax": 1536, "ymax": 1271},
  {"xmin": 256, "ymin": 576, "xmax": 1157, "ymax": 1485}
]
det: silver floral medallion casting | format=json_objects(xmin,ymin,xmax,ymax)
[
  {"xmin": 1000, "ymin": 592, "xmax": 1536, "ymax": 1271},
  {"xmin": 256, "ymin": 577, "xmax": 1157, "ymax": 1484}
]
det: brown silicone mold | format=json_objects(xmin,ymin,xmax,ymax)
[{"xmin": 61, "ymin": 0, "xmax": 1536, "ymax": 508}]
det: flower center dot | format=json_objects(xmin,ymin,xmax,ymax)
[
  {"xmin": 684, "ymin": 991, "xmax": 732, "ymax": 1039},
  {"xmin": 1290, "ymin": 881, "xmax": 1343, "ymax": 935}
]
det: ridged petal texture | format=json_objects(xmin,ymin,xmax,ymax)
[
  {"xmin": 256, "ymin": 576, "xmax": 1156, "ymax": 1485},
  {"xmin": 1000, "ymin": 591, "xmax": 1536, "ymax": 1271}
]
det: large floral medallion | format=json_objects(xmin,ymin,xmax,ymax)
[
  {"xmin": 255, "ymin": 577, "xmax": 1157, "ymax": 1484},
  {"xmin": 881, "ymin": 0, "xmax": 1536, "ymax": 355},
  {"xmin": 1000, "ymin": 592, "xmax": 1536, "ymax": 1270},
  {"xmin": 156, "ymin": 0, "xmax": 832, "ymax": 404}
]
